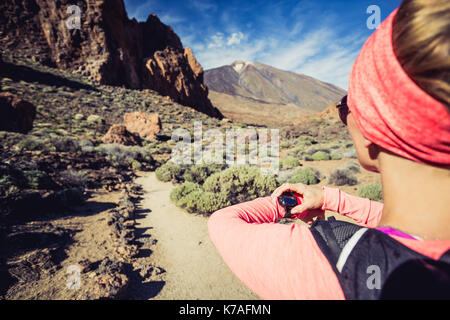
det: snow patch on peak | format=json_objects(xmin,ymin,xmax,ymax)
[{"xmin": 232, "ymin": 60, "xmax": 251, "ymax": 74}]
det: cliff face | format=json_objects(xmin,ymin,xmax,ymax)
[{"xmin": 0, "ymin": 0, "xmax": 222, "ymax": 118}]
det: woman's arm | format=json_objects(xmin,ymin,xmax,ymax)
[
  {"xmin": 207, "ymin": 196, "xmax": 345, "ymax": 300},
  {"xmin": 322, "ymin": 186, "xmax": 384, "ymax": 228}
]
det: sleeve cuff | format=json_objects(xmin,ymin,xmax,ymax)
[{"xmin": 321, "ymin": 186, "xmax": 341, "ymax": 213}]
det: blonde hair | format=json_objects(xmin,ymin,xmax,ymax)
[{"xmin": 392, "ymin": 0, "xmax": 450, "ymax": 110}]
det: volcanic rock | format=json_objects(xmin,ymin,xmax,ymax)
[
  {"xmin": 124, "ymin": 112, "xmax": 161, "ymax": 140},
  {"xmin": 89, "ymin": 258, "xmax": 129, "ymax": 299},
  {"xmin": 0, "ymin": 0, "xmax": 223, "ymax": 118},
  {"xmin": 0, "ymin": 92, "xmax": 36, "ymax": 133},
  {"xmin": 101, "ymin": 124, "xmax": 141, "ymax": 146}
]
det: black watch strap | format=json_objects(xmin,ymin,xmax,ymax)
[{"xmin": 283, "ymin": 207, "xmax": 293, "ymax": 219}]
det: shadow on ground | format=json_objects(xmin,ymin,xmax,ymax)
[{"xmin": 0, "ymin": 61, "xmax": 97, "ymax": 92}]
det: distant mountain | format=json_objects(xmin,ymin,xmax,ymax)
[{"xmin": 205, "ymin": 61, "xmax": 346, "ymax": 117}]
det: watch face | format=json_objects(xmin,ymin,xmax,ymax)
[
  {"xmin": 279, "ymin": 196, "xmax": 298, "ymax": 208},
  {"xmin": 278, "ymin": 192, "xmax": 299, "ymax": 209}
]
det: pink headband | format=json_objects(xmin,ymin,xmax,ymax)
[{"xmin": 348, "ymin": 9, "xmax": 450, "ymax": 167}]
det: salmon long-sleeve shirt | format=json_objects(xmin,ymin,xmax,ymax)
[{"xmin": 207, "ymin": 186, "xmax": 450, "ymax": 300}]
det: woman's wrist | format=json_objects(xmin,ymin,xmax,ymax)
[{"xmin": 321, "ymin": 186, "xmax": 341, "ymax": 213}]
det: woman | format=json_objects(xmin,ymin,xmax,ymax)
[{"xmin": 207, "ymin": 0, "xmax": 450, "ymax": 299}]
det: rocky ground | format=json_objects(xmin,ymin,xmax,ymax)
[{"xmin": 0, "ymin": 49, "xmax": 230, "ymax": 299}]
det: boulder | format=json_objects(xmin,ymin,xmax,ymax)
[
  {"xmin": 145, "ymin": 47, "xmax": 222, "ymax": 118},
  {"xmin": 0, "ymin": 93, "xmax": 36, "ymax": 133},
  {"xmin": 88, "ymin": 258, "xmax": 129, "ymax": 300},
  {"xmin": 101, "ymin": 125, "xmax": 141, "ymax": 146},
  {"xmin": 124, "ymin": 112, "xmax": 161, "ymax": 140}
]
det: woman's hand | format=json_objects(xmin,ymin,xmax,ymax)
[{"xmin": 272, "ymin": 183, "xmax": 326, "ymax": 225}]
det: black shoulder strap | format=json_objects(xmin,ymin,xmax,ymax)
[
  {"xmin": 439, "ymin": 250, "xmax": 450, "ymax": 263},
  {"xmin": 310, "ymin": 216, "xmax": 364, "ymax": 267},
  {"xmin": 310, "ymin": 217, "xmax": 450, "ymax": 300}
]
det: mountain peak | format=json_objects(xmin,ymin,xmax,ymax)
[
  {"xmin": 231, "ymin": 60, "xmax": 251, "ymax": 73},
  {"xmin": 205, "ymin": 62, "xmax": 346, "ymax": 112}
]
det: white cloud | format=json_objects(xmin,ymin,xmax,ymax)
[
  {"xmin": 207, "ymin": 32, "xmax": 246, "ymax": 49},
  {"xmin": 297, "ymin": 50, "xmax": 359, "ymax": 90},
  {"xmin": 227, "ymin": 32, "xmax": 244, "ymax": 46},
  {"xmin": 264, "ymin": 28, "xmax": 333, "ymax": 71},
  {"xmin": 196, "ymin": 38, "xmax": 267, "ymax": 69},
  {"xmin": 207, "ymin": 33, "xmax": 225, "ymax": 48},
  {"xmin": 294, "ymin": 36, "xmax": 365, "ymax": 89}
]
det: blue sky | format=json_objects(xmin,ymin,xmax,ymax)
[{"xmin": 124, "ymin": 0, "xmax": 401, "ymax": 89}]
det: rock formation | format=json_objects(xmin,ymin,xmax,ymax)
[
  {"xmin": 101, "ymin": 125, "xmax": 141, "ymax": 146},
  {"xmin": 0, "ymin": 0, "xmax": 223, "ymax": 118},
  {"xmin": 0, "ymin": 93, "xmax": 36, "ymax": 134},
  {"xmin": 102, "ymin": 112, "xmax": 161, "ymax": 145},
  {"xmin": 124, "ymin": 112, "xmax": 161, "ymax": 141}
]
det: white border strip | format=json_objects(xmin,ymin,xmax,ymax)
[{"xmin": 336, "ymin": 228, "xmax": 368, "ymax": 273}]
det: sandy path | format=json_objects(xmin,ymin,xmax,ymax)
[{"xmin": 135, "ymin": 173, "xmax": 259, "ymax": 300}]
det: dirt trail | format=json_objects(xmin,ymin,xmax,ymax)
[{"xmin": 135, "ymin": 173, "xmax": 259, "ymax": 300}]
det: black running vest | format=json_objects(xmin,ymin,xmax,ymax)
[{"xmin": 309, "ymin": 217, "xmax": 450, "ymax": 299}]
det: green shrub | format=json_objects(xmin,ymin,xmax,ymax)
[
  {"xmin": 254, "ymin": 173, "xmax": 279, "ymax": 197},
  {"xmin": 23, "ymin": 170, "xmax": 54, "ymax": 189},
  {"xmin": 86, "ymin": 115, "xmax": 104, "ymax": 125},
  {"xmin": 155, "ymin": 161, "xmax": 185, "ymax": 183},
  {"xmin": 74, "ymin": 113, "xmax": 84, "ymax": 121},
  {"xmin": 203, "ymin": 165, "xmax": 278, "ymax": 204},
  {"xmin": 288, "ymin": 146, "xmax": 305, "ymax": 158},
  {"xmin": 328, "ymin": 169, "xmax": 358, "ymax": 186},
  {"xmin": 195, "ymin": 192, "xmax": 231, "ymax": 215},
  {"xmin": 358, "ymin": 183, "xmax": 383, "ymax": 202},
  {"xmin": 176, "ymin": 190, "xmax": 202, "ymax": 213},
  {"xmin": 17, "ymin": 136, "xmax": 47, "ymax": 151},
  {"xmin": 281, "ymin": 156, "xmax": 300, "ymax": 169},
  {"xmin": 93, "ymin": 144, "xmax": 155, "ymax": 169},
  {"xmin": 311, "ymin": 151, "xmax": 331, "ymax": 161},
  {"xmin": 0, "ymin": 175, "xmax": 22, "ymax": 198},
  {"xmin": 330, "ymin": 154, "xmax": 342, "ymax": 160},
  {"xmin": 342, "ymin": 149, "xmax": 357, "ymax": 159},
  {"xmin": 280, "ymin": 141, "xmax": 292, "ymax": 149},
  {"xmin": 0, "ymin": 164, "xmax": 28, "ymax": 197},
  {"xmin": 183, "ymin": 163, "xmax": 227, "ymax": 184},
  {"xmin": 131, "ymin": 160, "xmax": 142, "ymax": 170},
  {"xmin": 287, "ymin": 167, "xmax": 320, "ymax": 185},
  {"xmin": 338, "ymin": 162, "xmax": 361, "ymax": 173},
  {"xmin": 296, "ymin": 136, "xmax": 318, "ymax": 146},
  {"xmin": 170, "ymin": 182, "xmax": 203, "ymax": 204},
  {"xmin": 60, "ymin": 169, "xmax": 88, "ymax": 188},
  {"xmin": 50, "ymin": 137, "xmax": 80, "ymax": 153},
  {"xmin": 177, "ymin": 190, "xmax": 230, "ymax": 215}
]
